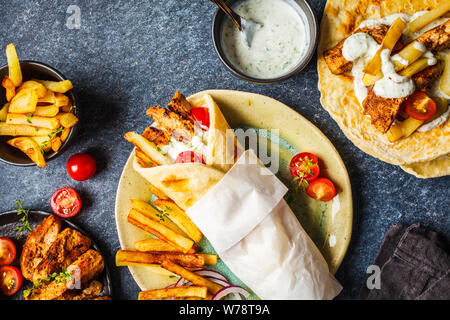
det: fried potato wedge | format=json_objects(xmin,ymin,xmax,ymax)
[
  {"xmin": 17, "ymin": 81, "xmax": 47, "ymax": 99},
  {"xmin": 31, "ymin": 136, "xmax": 52, "ymax": 152},
  {"xmin": 386, "ymin": 117, "xmax": 424, "ymax": 142},
  {"xmin": 199, "ymin": 254, "xmax": 218, "ymax": 265},
  {"xmin": 138, "ymin": 286, "xmax": 208, "ymax": 300},
  {"xmin": 6, "ymin": 113, "xmax": 60, "ymax": 129},
  {"xmin": 7, "ymin": 137, "xmax": 46, "ymax": 167},
  {"xmin": 135, "ymin": 148, "xmax": 157, "ymax": 168},
  {"xmin": 51, "ymin": 137, "xmax": 62, "ymax": 152},
  {"xmin": 56, "ymin": 112, "xmax": 78, "ymax": 128},
  {"xmin": 0, "ymin": 123, "xmax": 52, "ymax": 136},
  {"xmin": 149, "ymin": 184, "xmax": 170, "ymax": 200},
  {"xmin": 35, "ymin": 79, "xmax": 73, "ymax": 93},
  {"xmin": 440, "ymin": 52, "xmax": 450, "ymax": 96},
  {"xmin": 54, "ymin": 92, "xmax": 69, "ymax": 108},
  {"xmin": 153, "ymin": 199, "xmax": 202, "ymax": 243},
  {"xmin": 124, "ymin": 131, "xmax": 172, "ymax": 165},
  {"xmin": 37, "ymin": 89, "xmax": 55, "ymax": 105},
  {"xmin": 2, "ymin": 76, "xmax": 15, "ymax": 101},
  {"xmin": 161, "ymin": 260, "xmax": 223, "ymax": 294},
  {"xmin": 5, "ymin": 43, "xmax": 22, "ymax": 87},
  {"xmin": 127, "ymin": 208, "xmax": 194, "ymax": 253},
  {"xmin": 408, "ymin": 2, "xmax": 450, "ymax": 33},
  {"xmin": 60, "ymin": 127, "xmax": 70, "ymax": 142},
  {"xmin": 34, "ymin": 105, "xmax": 59, "ymax": 117},
  {"xmin": 135, "ymin": 238, "xmax": 196, "ymax": 254},
  {"xmin": 0, "ymin": 103, "xmax": 9, "ymax": 121},
  {"xmin": 8, "ymin": 88, "xmax": 38, "ymax": 114},
  {"xmin": 116, "ymin": 250, "xmax": 205, "ymax": 268}
]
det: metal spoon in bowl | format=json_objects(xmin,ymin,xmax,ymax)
[{"xmin": 209, "ymin": 0, "xmax": 263, "ymax": 48}]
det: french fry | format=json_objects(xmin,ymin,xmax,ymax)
[
  {"xmin": 5, "ymin": 43, "xmax": 22, "ymax": 87},
  {"xmin": 135, "ymin": 148, "xmax": 157, "ymax": 167},
  {"xmin": 0, "ymin": 123, "xmax": 52, "ymax": 136},
  {"xmin": 440, "ymin": 52, "xmax": 450, "ymax": 96},
  {"xmin": 124, "ymin": 131, "xmax": 172, "ymax": 165},
  {"xmin": 2, "ymin": 76, "xmax": 15, "ymax": 101},
  {"xmin": 363, "ymin": 18, "xmax": 406, "ymax": 75},
  {"xmin": 138, "ymin": 286, "xmax": 208, "ymax": 300},
  {"xmin": 16, "ymin": 80, "xmax": 47, "ymax": 98},
  {"xmin": 0, "ymin": 103, "xmax": 9, "ymax": 121},
  {"xmin": 153, "ymin": 199, "xmax": 202, "ymax": 243},
  {"xmin": 35, "ymin": 79, "xmax": 73, "ymax": 93},
  {"xmin": 31, "ymin": 136, "xmax": 52, "ymax": 152},
  {"xmin": 161, "ymin": 260, "xmax": 223, "ymax": 294},
  {"xmin": 60, "ymin": 127, "xmax": 70, "ymax": 142},
  {"xmin": 56, "ymin": 112, "xmax": 78, "ymax": 128},
  {"xmin": 386, "ymin": 117, "xmax": 424, "ymax": 142},
  {"xmin": 135, "ymin": 238, "xmax": 196, "ymax": 254},
  {"xmin": 51, "ymin": 137, "xmax": 62, "ymax": 152},
  {"xmin": 392, "ymin": 41, "xmax": 426, "ymax": 70},
  {"xmin": 130, "ymin": 199, "xmax": 187, "ymax": 236},
  {"xmin": 7, "ymin": 137, "xmax": 46, "ymax": 167},
  {"xmin": 54, "ymin": 92, "xmax": 69, "ymax": 108},
  {"xmin": 116, "ymin": 250, "xmax": 205, "ymax": 268},
  {"xmin": 398, "ymin": 58, "xmax": 431, "ymax": 78},
  {"xmin": 199, "ymin": 254, "xmax": 218, "ymax": 265},
  {"xmin": 34, "ymin": 105, "xmax": 59, "ymax": 117},
  {"xmin": 37, "ymin": 89, "xmax": 55, "ymax": 105},
  {"xmin": 408, "ymin": 2, "xmax": 450, "ymax": 33},
  {"xmin": 6, "ymin": 113, "xmax": 60, "ymax": 129},
  {"xmin": 149, "ymin": 184, "xmax": 170, "ymax": 200},
  {"xmin": 8, "ymin": 88, "xmax": 38, "ymax": 114},
  {"xmin": 127, "ymin": 208, "xmax": 194, "ymax": 253}
]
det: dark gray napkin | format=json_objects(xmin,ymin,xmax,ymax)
[{"xmin": 359, "ymin": 223, "xmax": 450, "ymax": 300}]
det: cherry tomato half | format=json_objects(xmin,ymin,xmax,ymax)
[
  {"xmin": 0, "ymin": 266, "xmax": 23, "ymax": 296},
  {"xmin": 0, "ymin": 238, "xmax": 16, "ymax": 266},
  {"xmin": 176, "ymin": 151, "xmax": 205, "ymax": 164},
  {"xmin": 290, "ymin": 152, "xmax": 320, "ymax": 182},
  {"xmin": 66, "ymin": 153, "xmax": 97, "ymax": 181},
  {"xmin": 306, "ymin": 178, "xmax": 337, "ymax": 202},
  {"xmin": 190, "ymin": 107, "xmax": 210, "ymax": 130},
  {"xmin": 405, "ymin": 92, "xmax": 437, "ymax": 121},
  {"xmin": 50, "ymin": 187, "xmax": 82, "ymax": 218}
]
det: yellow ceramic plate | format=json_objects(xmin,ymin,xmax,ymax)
[{"xmin": 115, "ymin": 90, "xmax": 353, "ymax": 293}]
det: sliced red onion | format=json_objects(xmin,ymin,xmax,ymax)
[
  {"xmin": 204, "ymin": 277, "xmax": 230, "ymax": 287},
  {"xmin": 211, "ymin": 286, "xmax": 250, "ymax": 300},
  {"xmin": 166, "ymin": 283, "xmax": 176, "ymax": 288},
  {"xmin": 175, "ymin": 277, "xmax": 185, "ymax": 287},
  {"xmin": 195, "ymin": 270, "xmax": 228, "ymax": 282}
]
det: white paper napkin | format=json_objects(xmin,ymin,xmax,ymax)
[{"xmin": 187, "ymin": 149, "xmax": 342, "ymax": 300}]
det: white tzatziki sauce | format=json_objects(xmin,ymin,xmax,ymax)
[
  {"xmin": 373, "ymin": 49, "xmax": 415, "ymax": 98},
  {"xmin": 221, "ymin": 0, "xmax": 309, "ymax": 79},
  {"xmin": 342, "ymin": 33, "xmax": 380, "ymax": 105},
  {"xmin": 156, "ymin": 125, "xmax": 209, "ymax": 162},
  {"xmin": 417, "ymin": 107, "xmax": 450, "ymax": 132}
]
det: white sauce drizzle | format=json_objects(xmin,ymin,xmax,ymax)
[
  {"xmin": 417, "ymin": 107, "xmax": 450, "ymax": 132},
  {"xmin": 373, "ymin": 49, "xmax": 415, "ymax": 98}
]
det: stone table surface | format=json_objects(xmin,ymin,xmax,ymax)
[{"xmin": 0, "ymin": 0, "xmax": 449, "ymax": 300}]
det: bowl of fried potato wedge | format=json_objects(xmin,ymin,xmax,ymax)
[{"xmin": 0, "ymin": 43, "xmax": 79, "ymax": 167}]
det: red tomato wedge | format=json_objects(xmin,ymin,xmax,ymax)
[
  {"xmin": 405, "ymin": 92, "xmax": 437, "ymax": 121},
  {"xmin": 176, "ymin": 151, "xmax": 205, "ymax": 164},
  {"xmin": 0, "ymin": 238, "xmax": 16, "ymax": 266},
  {"xmin": 290, "ymin": 152, "xmax": 320, "ymax": 182},
  {"xmin": 190, "ymin": 107, "xmax": 210, "ymax": 130},
  {"xmin": 66, "ymin": 153, "xmax": 97, "ymax": 181},
  {"xmin": 0, "ymin": 266, "xmax": 23, "ymax": 296},
  {"xmin": 306, "ymin": 178, "xmax": 336, "ymax": 202},
  {"xmin": 50, "ymin": 187, "xmax": 82, "ymax": 218}
]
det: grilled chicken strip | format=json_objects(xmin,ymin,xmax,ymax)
[
  {"xmin": 20, "ymin": 215, "xmax": 62, "ymax": 281},
  {"xmin": 32, "ymin": 228, "xmax": 92, "ymax": 284},
  {"xmin": 362, "ymin": 62, "xmax": 443, "ymax": 132},
  {"xmin": 142, "ymin": 126, "xmax": 169, "ymax": 146},
  {"xmin": 168, "ymin": 91, "xmax": 194, "ymax": 121},
  {"xmin": 324, "ymin": 24, "xmax": 403, "ymax": 75},
  {"xmin": 416, "ymin": 20, "xmax": 450, "ymax": 52},
  {"xmin": 27, "ymin": 249, "xmax": 104, "ymax": 300},
  {"xmin": 146, "ymin": 106, "xmax": 194, "ymax": 143},
  {"xmin": 53, "ymin": 280, "xmax": 103, "ymax": 300}
]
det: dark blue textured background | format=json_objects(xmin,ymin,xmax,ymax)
[{"xmin": 0, "ymin": 0, "xmax": 448, "ymax": 300}]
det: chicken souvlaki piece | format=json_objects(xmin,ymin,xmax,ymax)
[
  {"xmin": 142, "ymin": 126, "xmax": 170, "ymax": 146},
  {"xmin": 32, "ymin": 228, "xmax": 92, "ymax": 285},
  {"xmin": 362, "ymin": 62, "xmax": 443, "ymax": 132},
  {"xmin": 27, "ymin": 249, "xmax": 104, "ymax": 300},
  {"xmin": 168, "ymin": 91, "xmax": 194, "ymax": 121},
  {"xmin": 323, "ymin": 24, "xmax": 403, "ymax": 75},
  {"xmin": 53, "ymin": 280, "xmax": 103, "ymax": 300},
  {"xmin": 416, "ymin": 20, "xmax": 450, "ymax": 52},
  {"xmin": 146, "ymin": 106, "xmax": 194, "ymax": 143},
  {"xmin": 20, "ymin": 215, "xmax": 62, "ymax": 281}
]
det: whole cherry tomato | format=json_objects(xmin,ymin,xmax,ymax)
[
  {"xmin": 66, "ymin": 153, "xmax": 97, "ymax": 181},
  {"xmin": 0, "ymin": 266, "xmax": 23, "ymax": 296},
  {"xmin": 0, "ymin": 238, "xmax": 16, "ymax": 266}
]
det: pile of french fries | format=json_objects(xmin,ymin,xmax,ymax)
[
  {"xmin": 116, "ymin": 184, "xmax": 222, "ymax": 300},
  {"xmin": 0, "ymin": 43, "xmax": 78, "ymax": 167}
]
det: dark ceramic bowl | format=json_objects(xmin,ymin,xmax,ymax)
[
  {"xmin": 0, "ymin": 61, "xmax": 78, "ymax": 166},
  {"xmin": 212, "ymin": 0, "xmax": 318, "ymax": 84}
]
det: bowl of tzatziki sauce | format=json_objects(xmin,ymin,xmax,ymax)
[{"xmin": 212, "ymin": 0, "xmax": 317, "ymax": 84}]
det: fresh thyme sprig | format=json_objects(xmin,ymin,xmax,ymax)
[
  {"xmin": 14, "ymin": 199, "xmax": 32, "ymax": 238},
  {"xmin": 23, "ymin": 269, "xmax": 72, "ymax": 298}
]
